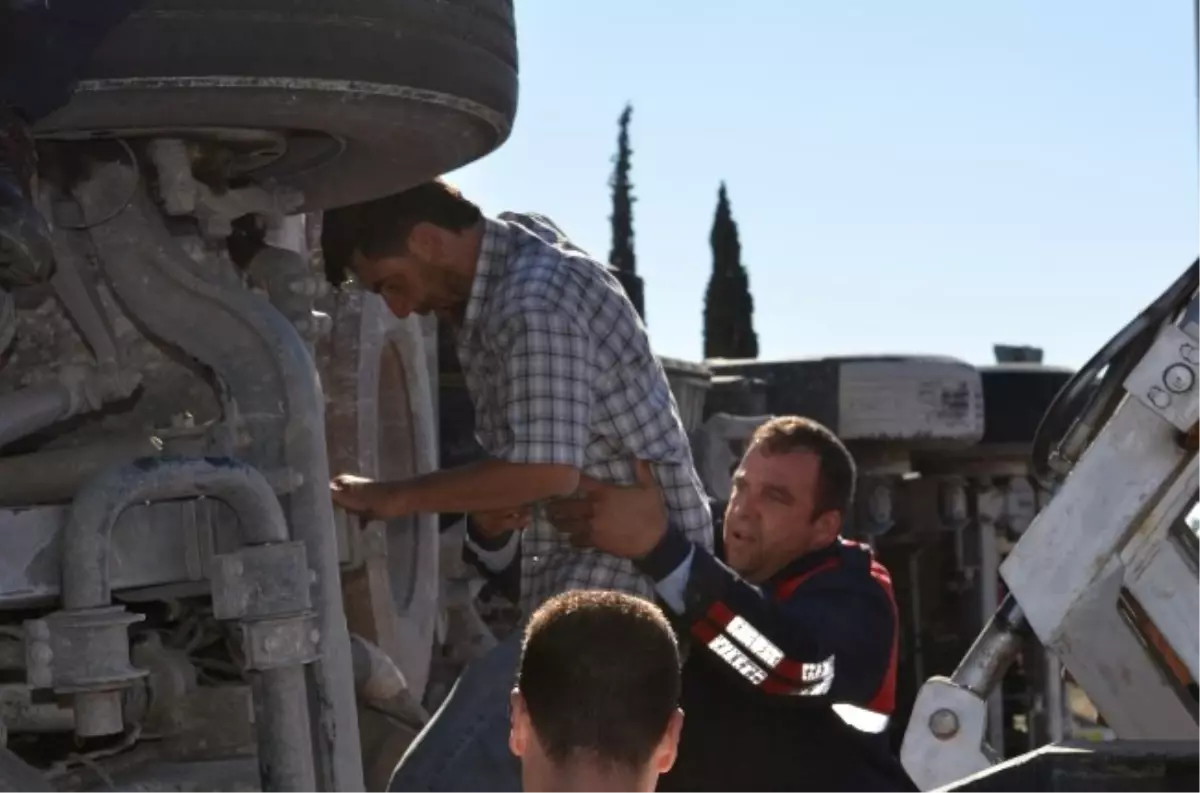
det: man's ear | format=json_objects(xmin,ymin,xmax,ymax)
[
  {"xmin": 815, "ymin": 508, "xmax": 843, "ymax": 544},
  {"xmin": 509, "ymin": 689, "xmax": 529, "ymax": 758},
  {"xmin": 653, "ymin": 708, "xmax": 685, "ymax": 774},
  {"xmin": 407, "ymin": 221, "xmax": 442, "ymax": 261}
]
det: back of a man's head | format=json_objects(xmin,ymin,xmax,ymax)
[{"xmin": 510, "ymin": 590, "xmax": 684, "ymax": 792}]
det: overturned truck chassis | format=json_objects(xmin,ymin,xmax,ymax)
[{"xmin": 0, "ymin": 142, "xmax": 447, "ymax": 790}]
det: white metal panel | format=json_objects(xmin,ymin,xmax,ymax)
[
  {"xmin": 1000, "ymin": 397, "xmax": 1187, "ymax": 643},
  {"xmin": 1123, "ymin": 534, "xmax": 1199, "ymax": 682},
  {"xmin": 837, "ymin": 360, "xmax": 984, "ymax": 442},
  {"xmin": 1117, "ymin": 452, "xmax": 1199, "ymax": 684},
  {"xmin": 1050, "ymin": 565, "xmax": 1197, "ymax": 738}
]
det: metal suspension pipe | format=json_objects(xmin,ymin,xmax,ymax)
[
  {"xmin": 951, "ymin": 594, "xmax": 1030, "ymax": 697},
  {"xmin": 0, "ymin": 430, "xmax": 210, "ymax": 506},
  {"xmin": 0, "ymin": 364, "xmax": 141, "ymax": 450},
  {"xmin": 74, "ymin": 162, "xmax": 362, "ymax": 790},
  {"xmin": 256, "ymin": 664, "xmax": 317, "ymax": 792},
  {"xmin": 61, "ymin": 456, "xmax": 289, "ymax": 609},
  {"xmin": 60, "ymin": 456, "xmax": 315, "ymax": 791},
  {"xmin": 0, "ymin": 382, "xmax": 73, "ymax": 450}
]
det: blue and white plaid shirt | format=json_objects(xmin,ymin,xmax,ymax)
[{"xmin": 458, "ymin": 213, "xmax": 713, "ymax": 614}]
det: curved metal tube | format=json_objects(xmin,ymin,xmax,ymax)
[
  {"xmin": 46, "ymin": 223, "xmax": 120, "ymax": 367},
  {"xmin": 0, "ymin": 434, "xmax": 163, "ymax": 505},
  {"xmin": 61, "ymin": 455, "xmax": 316, "ymax": 791},
  {"xmin": 0, "ymin": 366, "xmax": 139, "ymax": 451},
  {"xmin": 0, "ymin": 382, "xmax": 72, "ymax": 450},
  {"xmin": 0, "ymin": 431, "xmax": 210, "ymax": 506},
  {"xmin": 61, "ymin": 455, "xmax": 288, "ymax": 611},
  {"xmin": 75, "ymin": 162, "xmax": 362, "ymax": 790}
]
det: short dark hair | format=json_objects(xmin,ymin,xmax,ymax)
[
  {"xmin": 750, "ymin": 415, "xmax": 857, "ymax": 519},
  {"xmin": 319, "ymin": 179, "xmax": 482, "ymax": 285},
  {"xmin": 516, "ymin": 590, "xmax": 681, "ymax": 770}
]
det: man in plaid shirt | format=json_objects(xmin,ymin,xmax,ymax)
[{"xmin": 323, "ymin": 180, "xmax": 712, "ymax": 791}]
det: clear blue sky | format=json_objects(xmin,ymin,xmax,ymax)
[{"xmin": 449, "ymin": 0, "xmax": 1198, "ymax": 368}]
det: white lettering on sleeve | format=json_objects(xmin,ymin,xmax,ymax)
[
  {"xmin": 725, "ymin": 616, "xmax": 785, "ymax": 669},
  {"xmin": 708, "ymin": 635, "xmax": 768, "ymax": 686},
  {"xmin": 797, "ymin": 655, "xmax": 835, "ymax": 695}
]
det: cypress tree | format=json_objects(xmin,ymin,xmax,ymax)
[
  {"xmin": 703, "ymin": 182, "xmax": 758, "ymax": 359},
  {"xmin": 608, "ymin": 104, "xmax": 645, "ymax": 318}
]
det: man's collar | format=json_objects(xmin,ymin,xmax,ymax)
[{"xmin": 460, "ymin": 217, "xmax": 510, "ymax": 336}]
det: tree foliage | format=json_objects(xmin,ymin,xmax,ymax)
[
  {"xmin": 609, "ymin": 104, "xmax": 636, "ymax": 275},
  {"xmin": 608, "ymin": 104, "xmax": 645, "ymax": 318},
  {"xmin": 703, "ymin": 182, "xmax": 758, "ymax": 359}
]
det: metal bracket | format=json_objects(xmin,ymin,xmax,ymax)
[
  {"xmin": 210, "ymin": 541, "xmax": 320, "ymax": 671},
  {"xmin": 24, "ymin": 607, "xmax": 147, "ymax": 692},
  {"xmin": 146, "ymin": 138, "xmax": 303, "ymax": 240},
  {"xmin": 210, "ymin": 541, "xmax": 312, "ymax": 622},
  {"xmin": 237, "ymin": 613, "xmax": 320, "ymax": 671},
  {"xmin": 900, "ymin": 677, "xmax": 995, "ymax": 790},
  {"xmin": 23, "ymin": 606, "xmax": 149, "ymax": 737},
  {"xmin": 1124, "ymin": 322, "xmax": 1200, "ymax": 433}
]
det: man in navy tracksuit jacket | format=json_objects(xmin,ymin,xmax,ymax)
[{"xmin": 546, "ymin": 415, "xmax": 917, "ymax": 791}]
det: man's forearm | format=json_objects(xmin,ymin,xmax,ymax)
[{"xmin": 378, "ymin": 459, "xmax": 580, "ymax": 516}]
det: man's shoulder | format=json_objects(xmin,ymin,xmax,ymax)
[
  {"xmin": 781, "ymin": 545, "xmax": 895, "ymax": 604},
  {"xmin": 498, "ymin": 213, "xmax": 612, "ymax": 286},
  {"xmin": 498, "ymin": 211, "xmax": 590, "ymax": 256},
  {"xmin": 485, "ymin": 214, "xmax": 626, "ymax": 326}
]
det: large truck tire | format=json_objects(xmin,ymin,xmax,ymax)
[{"xmin": 34, "ymin": 0, "xmax": 519, "ymax": 211}]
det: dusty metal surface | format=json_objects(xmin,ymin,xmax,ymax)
[
  {"xmin": 71, "ymin": 162, "xmax": 363, "ymax": 790},
  {"xmin": 75, "ymin": 757, "xmax": 262, "ymax": 792},
  {"xmin": 1, "ymin": 5, "xmax": 524, "ymax": 783},
  {"xmin": 691, "ymin": 412, "xmax": 772, "ymax": 502},
  {"xmin": 0, "ymin": 140, "xmax": 436, "ymax": 787},
  {"xmin": 707, "ymin": 355, "xmax": 985, "ymax": 447},
  {"xmin": 0, "ymin": 499, "xmax": 234, "ymax": 608}
]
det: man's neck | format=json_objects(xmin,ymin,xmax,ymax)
[
  {"xmin": 541, "ymin": 763, "xmax": 651, "ymax": 793},
  {"xmin": 442, "ymin": 220, "xmax": 487, "ymax": 328},
  {"xmin": 449, "ymin": 220, "xmax": 485, "ymax": 286},
  {"xmin": 429, "ymin": 221, "xmax": 484, "ymax": 328}
]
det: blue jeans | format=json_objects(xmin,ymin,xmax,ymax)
[
  {"xmin": 389, "ymin": 629, "xmax": 524, "ymax": 792},
  {"xmin": 0, "ymin": 0, "xmax": 144, "ymax": 121}
]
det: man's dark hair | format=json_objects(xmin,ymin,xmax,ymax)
[
  {"xmin": 516, "ymin": 590, "xmax": 681, "ymax": 770},
  {"xmin": 750, "ymin": 415, "xmax": 857, "ymax": 519},
  {"xmin": 319, "ymin": 179, "xmax": 482, "ymax": 285}
]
